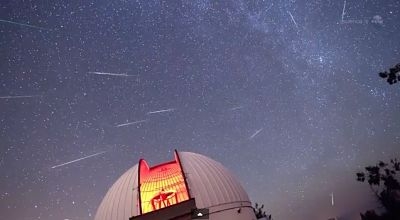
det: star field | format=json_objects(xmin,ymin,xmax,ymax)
[{"xmin": 0, "ymin": 1, "xmax": 400, "ymax": 220}]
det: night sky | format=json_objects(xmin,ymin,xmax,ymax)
[{"xmin": 1, "ymin": 1, "xmax": 400, "ymax": 220}]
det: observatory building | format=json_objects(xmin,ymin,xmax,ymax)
[{"xmin": 94, "ymin": 150, "xmax": 256, "ymax": 220}]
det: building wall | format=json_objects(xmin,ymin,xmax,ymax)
[
  {"xmin": 130, "ymin": 199, "xmax": 196, "ymax": 220},
  {"xmin": 208, "ymin": 201, "xmax": 256, "ymax": 220}
]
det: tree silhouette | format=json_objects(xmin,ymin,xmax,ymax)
[
  {"xmin": 252, "ymin": 203, "xmax": 272, "ymax": 220},
  {"xmin": 378, "ymin": 63, "xmax": 400, "ymax": 84},
  {"xmin": 356, "ymin": 159, "xmax": 400, "ymax": 220}
]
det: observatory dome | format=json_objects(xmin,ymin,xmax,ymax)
[{"xmin": 94, "ymin": 151, "xmax": 255, "ymax": 220}]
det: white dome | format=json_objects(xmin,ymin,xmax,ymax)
[
  {"xmin": 178, "ymin": 152, "xmax": 250, "ymax": 208},
  {"xmin": 94, "ymin": 165, "xmax": 139, "ymax": 219},
  {"xmin": 94, "ymin": 151, "xmax": 255, "ymax": 220}
]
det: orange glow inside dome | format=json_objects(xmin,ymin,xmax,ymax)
[{"xmin": 138, "ymin": 152, "xmax": 190, "ymax": 214}]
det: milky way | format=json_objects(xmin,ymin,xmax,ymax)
[{"xmin": 0, "ymin": 1, "xmax": 399, "ymax": 220}]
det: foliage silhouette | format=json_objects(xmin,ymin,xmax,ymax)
[
  {"xmin": 356, "ymin": 159, "xmax": 400, "ymax": 220},
  {"xmin": 252, "ymin": 203, "xmax": 272, "ymax": 219},
  {"xmin": 378, "ymin": 63, "xmax": 400, "ymax": 84}
]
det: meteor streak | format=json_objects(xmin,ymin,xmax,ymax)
[
  {"xmin": 51, "ymin": 151, "xmax": 106, "ymax": 169},
  {"xmin": 230, "ymin": 106, "xmax": 243, "ymax": 111},
  {"xmin": 88, "ymin": 71, "xmax": 131, "ymax": 77},
  {"xmin": 287, "ymin": 11, "xmax": 298, "ymax": 29},
  {"xmin": 147, "ymin": 108, "xmax": 175, "ymax": 115},
  {"xmin": 265, "ymin": 3, "xmax": 274, "ymax": 13},
  {"xmin": 0, "ymin": 95, "xmax": 40, "ymax": 99},
  {"xmin": 0, "ymin": 19, "xmax": 50, "ymax": 31},
  {"xmin": 250, "ymin": 128, "xmax": 263, "ymax": 139},
  {"xmin": 341, "ymin": 0, "xmax": 347, "ymax": 22},
  {"xmin": 115, "ymin": 119, "xmax": 147, "ymax": 127}
]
